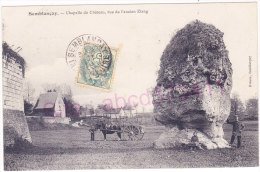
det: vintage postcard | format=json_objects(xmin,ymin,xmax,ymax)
[{"xmin": 1, "ymin": 2, "xmax": 258, "ymax": 171}]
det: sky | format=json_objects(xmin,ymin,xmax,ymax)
[{"xmin": 2, "ymin": 3, "xmax": 258, "ymax": 112}]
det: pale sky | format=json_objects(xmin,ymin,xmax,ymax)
[{"xmin": 2, "ymin": 3, "xmax": 258, "ymax": 111}]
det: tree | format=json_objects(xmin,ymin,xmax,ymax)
[
  {"xmin": 42, "ymin": 83, "xmax": 72, "ymax": 99},
  {"xmin": 24, "ymin": 100, "xmax": 33, "ymax": 115},
  {"xmin": 23, "ymin": 81, "xmax": 35, "ymax": 104},
  {"xmin": 85, "ymin": 104, "xmax": 95, "ymax": 115},
  {"xmin": 124, "ymin": 102, "xmax": 138, "ymax": 110},
  {"xmin": 56, "ymin": 84, "xmax": 73, "ymax": 99},
  {"xmin": 78, "ymin": 104, "xmax": 95, "ymax": 117},
  {"xmin": 63, "ymin": 97, "xmax": 80, "ymax": 121},
  {"xmin": 229, "ymin": 93, "xmax": 246, "ymax": 121},
  {"xmin": 42, "ymin": 83, "xmax": 57, "ymax": 93},
  {"xmin": 95, "ymin": 104, "xmax": 106, "ymax": 115},
  {"xmin": 89, "ymin": 107, "xmax": 95, "ymax": 115},
  {"xmin": 245, "ymin": 98, "xmax": 258, "ymax": 120}
]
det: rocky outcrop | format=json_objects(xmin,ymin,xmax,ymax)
[{"xmin": 153, "ymin": 20, "xmax": 232, "ymax": 149}]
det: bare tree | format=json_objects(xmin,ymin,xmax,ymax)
[
  {"xmin": 42, "ymin": 83, "xmax": 57, "ymax": 93},
  {"xmin": 56, "ymin": 84, "xmax": 72, "ymax": 99},
  {"xmin": 42, "ymin": 83, "xmax": 72, "ymax": 99},
  {"xmin": 95, "ymin": 104, "xmax": 108, "ymax": 115},
  {"xmin": 23, "ymin": 81, "xmax": 35, "ymax": 104}
]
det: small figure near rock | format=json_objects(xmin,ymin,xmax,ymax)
[
  {"xmin": 227, "ymin": 116, "xmax": 245, "ymax": 148},
  {"xmin": 189, "ymin": 131, "xmax": 203, "ymax": 150}
]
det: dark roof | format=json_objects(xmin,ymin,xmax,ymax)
[
  {"xmin": 34, "ymin": 92, "xmax": 59, "ymax": 109},
  {"xmin": 2, "ymin": 42, "xmax": 26, "ymax": 76}
]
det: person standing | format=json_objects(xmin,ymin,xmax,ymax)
[
  {"xmin": 89, "ymin": 128, "xmax": 95, "ymax": 141},
  {"xmin": 227, "ymin": 115, "xmax": 245, "ymax": 148},
  {"xmin": 79, "ymin": 120, "xmax": 96, "ymax": 141}
]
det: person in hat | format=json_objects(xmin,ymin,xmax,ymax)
[
  {"xmin": 189, "ymin": 131, "xmax": 203, "ymax": 150},
  {"xmin": 227, "ymin": 115, "xmax": 245, "ymax": 148}
]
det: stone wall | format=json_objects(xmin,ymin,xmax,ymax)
[
  {"xmin": 3, "ymin": 109, "xmax": 32, "ymax": 146},
  {"xmin": 2, "ymin": 57, "xmax": 24, "ymax": 111},
  {"xmin": 2, "ymin": 43, "xmax": 32, "ymax": 147}
]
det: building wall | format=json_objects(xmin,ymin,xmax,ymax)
[
  {"xmin": 2, "ymin": 53, "xmax": 32, "ymax": 147},
  {"xmin": 54, "ymin": 94, "xmax": 66, "ymax": 118}
]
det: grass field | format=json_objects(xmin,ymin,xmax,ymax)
[{"xmin": 4, "ymin": 121, "xmax": 259, "ymax": 170}]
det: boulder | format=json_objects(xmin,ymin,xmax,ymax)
[
  {"xmin": 153, "ymin": 20, "xmax": 232, "ymax": 149},
  {"xmin": 154, "ymin": 128, "xmax": 230, "ymax": 149}
]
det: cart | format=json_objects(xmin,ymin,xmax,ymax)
[{"xmin": 82, "ymin": 115, "xmax": 145, "ymax": 141}]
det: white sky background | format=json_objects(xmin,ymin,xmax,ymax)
[{"xmin": 2, "ymin": 3, "xmax": 258, "ymax": 111}]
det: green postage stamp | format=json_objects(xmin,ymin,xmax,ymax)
[{"xmin": 66, "ymin": 34, "xmax": 118, "ymax": 90}]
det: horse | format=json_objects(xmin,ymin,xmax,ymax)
[{"xmin": 100, "ymin": 123, "xmax": 122, "ymax": 141}]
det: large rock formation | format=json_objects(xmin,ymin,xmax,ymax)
[{"xmin": 153, "ymin": 20, "xmax": 232, "ymax": 149}]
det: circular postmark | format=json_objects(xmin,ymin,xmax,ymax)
[
  {"xmin": 66, "ymin": 34, "xmax": 112, "ymax": 72},
  {"xmin": 66, "ymin": 34, "xmax": 115, "ymax": 90}
]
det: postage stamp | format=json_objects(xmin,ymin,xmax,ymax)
[{"xmin": 66, "ymin": 34, "xmax": 117, "ymax": 90}]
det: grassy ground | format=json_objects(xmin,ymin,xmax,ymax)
[{"xmin": 4, "ymin": 121, "xmax": 259, "ymax": 170}]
